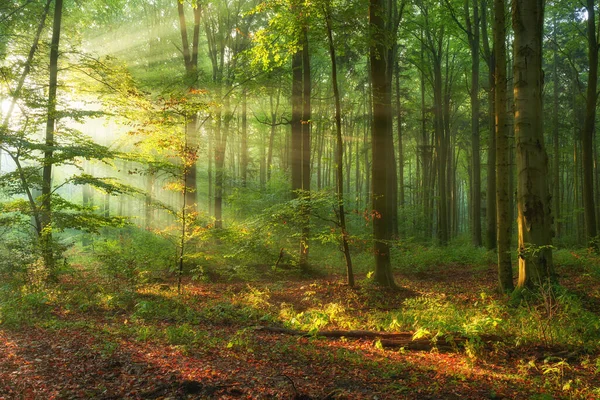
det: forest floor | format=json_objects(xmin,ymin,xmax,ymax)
[{"xmin": 1, "ymin": 261, "xmax": 600, "ymax": 399}]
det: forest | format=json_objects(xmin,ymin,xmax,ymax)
[{"xmin": 0, "ymin": 0, "xmax": 600, "ymax": 398}]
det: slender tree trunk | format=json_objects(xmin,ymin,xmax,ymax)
[
  {"xmin": 395, "ymin": 63, "xmax": 405, "ymax": 208},
  {"xmin": 469, "ymin": 0, "xmax": 482, "ymax": 247},
  {"xmin": 551, "ymin": 16, "xmax": 561, "ymax": 240},
  {"xmin": 507, "ymin": 44, "xmax": 515, "ymax": 238},
  {"xmin": 481, "ymin": 0, "xmax": 497, "ymax": 250},
  {"xmin": 1, "ymin": 0, "xmax": 52, "ymax": 172},
  {"xmin": 582, "ymin": 0, "xmax": 598, "ymax": 244},
  {"xmin": 495, "ymin": 0, "xmax": 513, "ymax": 292},
  {"xmin": 433, "ymin": 55, "xmax": 448, "ymax": 246},
  {"xmin": 575, "ymin": 136, "xmax": 581, "ymax": 244},
  {"xmin": 145, "ymin": 171, "xmax": 155, "ymax": 229},
  {"xmin": 486, "ymin": 65, "xmax": 497, "ymax": 250},
  {"xmin": 82, "ymin": 164, "xmax": 93, "ymax": 246},
  {"xmin": 41, "ymin": 0, "xmax": 63, "ymax": 276},
  {"xmin": 104, "ymin": 193, "xmax": 110, "ymax": 218},
  {"xmin": 267, "ymin": 88, "xmax": 281, "ymax": 182},
  {"xmin": 355, "ymin": 121, "xmax": 361, "ymax": 211},
  {"xmin": 178, "ymin": 2, "xmax": 201, "ymax": 212},
  {"xmin": 389, "ymin": 126, "xmax": 399, "ymax": 238},
  {"xmin": 267, "ymin": 119, "xmax": 276, "ymax": 182},
  {"xmin": 259, "ymin": 127, "xmax": 266, "ymax": 190},
  {"xmin": 395, "ymin": 61, "xmax": 405, "ymax": 239},
  {"xmin": 364, "ymin": 85, "xmax": 371, "ymax": 208},
  {"xmin": 241, "ymin": 89, "xmax": 248, "ymax": 187},
  {"xmin": 420, "ymin": 35, "xmax": 431, "ymax": 240},
  {"xmin": 325, "ymin": 5, "xmax": 354, "ymax": 286},
  {"xmin": 214, "ymin": 98, "xmax": 230, "ymax": 229},
  {"xmin": 291, "ymin": 47, "xmax": 303, "ymax": 195},
  {"xmin": 513, "ymin": 0, "xmax": 554, "ymax": 288},
  {"xmin": 317, "ymin": 125, "xmax": 324, "ymax": 190},
  {"xmin": 208, "ymin": 123, "xmax": 213, "ymax": 213},
  {"xmin": 300, "ymin": 30, "xmax": 311, "ymax": 268}
]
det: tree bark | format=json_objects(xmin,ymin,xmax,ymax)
[
  {"xmin": 582, "ymin": 0, "xmax": 598, "ymax": 244},
  {"xmin": 300, "ymin": 29, "xmax": 311, "ymax": 269},
  {"xmin": 468, "ymin": 0, "xmax": 482, "ymax": 247},
  {"xmin": 551, "ymin": 15, "xmax": 560, "ymax": 240},
  {"xmin": 432, "ymin": 42, "xmax": 448, "ymax": 246},
  {"xmin": 494, "ymin": 0, "xmax": 514, "ymax": 292},
  {"xmin": 325, "ymin": 4, "xmax": 354, "ymax": 287},
  {"xmin": 40, "ymin": 0, "xmax": 63, "ymax": 276},
  {"xmin": 512, "ymin": 0, "xmax": 554, "ymax": 288},
  {"xmin": 267, "ymin": 87, "xmax": 281, "ymax": 182},
  {"xmin": 481, "ymin": 0, "xmax": 497, "ymax": 250},
  {"xmin": 370, "ymin": 0, "xmax": 396, "ymax": 287},
  {"xmin": 420, "ymin": 35, "xmax": 431, "ymax": 240},
  {"xmin": 177, "ymin": 2, "xmax": 201, "ymax": 212},
  {"xmin": 241, "ymin": 89, "xmax": 248, "ymax": 187}
]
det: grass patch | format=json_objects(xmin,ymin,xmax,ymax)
[{"xmin": 391, "ymin": 241, "xmax": 494, "ymax": 273}]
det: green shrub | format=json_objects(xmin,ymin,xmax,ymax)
[
  {"xmin": 198, "ymin": 301, "xmax": 264, "ymax": 324},
  {"xmin": 132, "ymin": 298, "xmax": 196, "ymax": 322},
  {"xmin": 94, "ymin": 228, "xmax": 175, "ymax": 287},
  {"xmin": 0, "ymin": 288, "xmax": 52, "ymax": 327},
  {"xmin": 391, "ymin": 241, "xmax": 493, "ymax": 273}
]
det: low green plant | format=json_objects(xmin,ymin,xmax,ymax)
[
  {"xmin": 0, "ymin": 288, "xmax": 52, "ymax": 327},
  {"xmin": 198, "ymin": 301, "xmax": 264, "ymax": 325},
  {"xmin": 93, "ymin": 227, "xmax": 175, "ymax": 288},
  {"xmin": 132, "ymin": 298, "xmax": 196, "ymax": 323},
  {"xmin": 165, "ymin": 323, "xmax": 203, "ymax": 345},
  {"xmin": 226, "ymin": 327, "xmax": 254, "ymax": 352},
  {"xmin": 514, "ymin": 284, "xmax": 600, "ymax": 350},
  {"xmin": 133, "ymin": 324, "xmax": 160, "ymax": 342},
  {"xmin": 391, "ymin": 241, "xmax": 493, "ymax": 273}
]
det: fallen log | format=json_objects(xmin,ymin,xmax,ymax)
[{"xmin": 253, "ymin": 326, "xmax": 501, "ymax": 352}]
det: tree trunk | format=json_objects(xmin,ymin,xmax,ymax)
[
  {"xmin": 145, "ymin": 171, "xmax": 155, "ymax": 229},
  {"xmin": 370, "ymin": 0, "xmax": 396, "ymax": 287},
  {"xmin": 208, "ymin": 123, "xmax": 213, "ymax": 213},
  {"xmin": 420, "ymin": 34, "xmax": 432, "ymax": 240},
  {"xmin": 40, "ymin": 0, "xmax": 63, "ymax": 277},
  {"xmin": 433, "ymin": 53, "xmax": 448, "ymax": 246},
  {"xmin": 495, "ymin": 0, "xmax": 513, "ymax": 292},
  {"xmin": 259, "ymin": 127, "xmax": 266, "ymax": 190},
  {"xmin": 291, "ymin": 46, "xmax": 303, "ymax": 195},
  {"xmin": 469, "ymin": 0, "xmax": 482, "ymax": 247},
  {"xmin": 395, "ymin": 63, "xmax": 405, "ymax": 209},
  {"xmin": 1, "ymin": 0, "xmax": 52, "ymax": 172},
  {"xmin": 364, "ymin": 84, "xmax": 371, "ymax": 209},
  {"xmin": 177, "ymin": 2, "xmax": 201, "ymax": 212},
  {"xmin": 291, "ymin": 32, "xmax": 311, "ymax": 268},
  {"xmin": 241, "ymin": 89, "xmax": 248, "ymax": 187},
  {"xmin": 551, "ymin": 16, "xmax": 560, "ymax": 240},
  {"xmin": 582, "ymin": 0, "xmax": 598, "ymax": 244},
  {"xmin": 300, "ymin": 30, "xmax": 311, "ymax": 268},
  {"xmin": 325, "ymin": 5, "xmax": 354, "ymax": 286},
  {"xmin": 214, "ymin": 99, "xmax": 229, "ymax": 229},
  {"xmin": 512, "ymin": 0, "xmax": 554, "ymax": 288},
  {"xmin": 267, "ymin": 87, "xmax": 281, "ymax": 182},
  {"xmin": 481, "ymin": 0, "xmax": 497, "ymax": 250}
]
